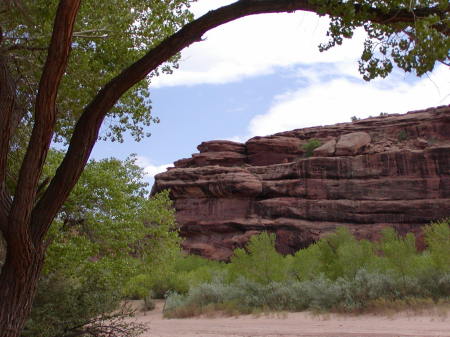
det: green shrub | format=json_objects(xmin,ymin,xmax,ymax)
[
  {"xmin": 315, "ymin": 226, "xmax": 357, "ymax": 280},
  {"xmin": 143, "ymin": 254, "xmax": 227, "ymax": 298},
  {"xmin": 144, "ymin": 293, "xmax": 156, "ymax": 311},
  {"xmin": 376, "ymin": 228, "xmax": 419, "ymax": 279},
  {"xmin": 424, "ymin": 219, "xmax": 450, "ymax": 272},
  {"xmin": 228, "ymin": 232, "xmax": 288, "ymax": 284},
  {"xmin": 290, "ymin": 243, "xmax": 321, "ymax": 281},
  {"xmin": 302, "ymin": 139, "xmax": 322, "ymax": 157},
  {"xmin": 290, "ymin": 227, "xmax": 377, "ymax": 281},
  {"xmin": 174, "ymin": 254, "xmax": 224, "ymax": 273},
  {"xmin": 164, "ymin": 268, "xmax": 450, "ymax": 318},
  {"xmin": 122, "ymin": 273, "xmax": 153, "ymax": 299},
  {"xmin": 22, "ymin": 273, "xmax": 145, "ymax": 337},
  {"xmin": 164, "ymin": 222, "xmax": 450, "ymax": 318},
  {"xmin": 398, "ymin": 129, "xmax": 408, "ymax": 141}
]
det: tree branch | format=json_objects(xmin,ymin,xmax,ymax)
[
  {"xmin": 31, "ymin": 0, "xmax": 450, "ymax": 241},
  {"xmin": 73, "ymin": 28, "xmax": 110, "ymax": 39},
  {"xmin": 8, "ymin": 0, "xmax": 80, "ymax": 261},
  {"xmin": 0, "ymin": 51, "xmax": 16, "ymax": 231}
]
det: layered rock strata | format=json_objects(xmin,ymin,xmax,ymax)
[{"xmin": 152, "ymin": 105, "xmax": 450, "ymax": 260}]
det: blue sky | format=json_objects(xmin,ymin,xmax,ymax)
[{"xmin": 90, "ymin": 0, "xmax": 450, "ymax": 185}]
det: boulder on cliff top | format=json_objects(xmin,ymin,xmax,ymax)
[
  {"xmin": 197, "ymin": 140, "xmax": 246, "ymax": 154},
  {"xmin": 335, "ymin": 131, "xmax": 371, "ymax": 156},
  {"xmin": 313, "ymin": 139, "xmax": 336, "ymax": 157}
]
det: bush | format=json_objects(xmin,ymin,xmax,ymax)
[
  {"xmin": 144, "ymin": 293, "xmax": 156, "ymax": 311},
  {"xmin": 398, "ymin": 129, "xmax": 408, "ymax": 141},
  {"xmin": 164, "ymin": 268, "xmax": 450, "ymax": 318},
  {"xmin": 123, "ymin": 274, "xmax": 153, "ymax": 299},
  {"xmin": 228, "ymin": 232, "xmax": 288, "ymax": 284},
  {"xmin": 424, "ymin": 219, "xmax": 450, "ymax": 272},
  {"xmin": 302, "ymin": 139, "xmax": 322, "ymax": 157},
  {"xmin": 376, "ymin": 228, "xmax": 420, "ymax": 279},
  {"xmin": 290, "ymin": 227, "xmax": 377, "ymax": 281},
  {"xmin": 164, "ymin": 223, "xmax": 450, "ymax": 318},
  {"xmin": 22, "ymin": 273, "xmax": 145, "ymax": 337}
]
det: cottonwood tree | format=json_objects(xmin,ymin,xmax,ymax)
[
  {"xmin": 0, "ymin": 0, "xmax": 448, "ymax": 336},
  {"xmin": 22, "ymin": 153, "xmax": 178, "ymax": 337}
]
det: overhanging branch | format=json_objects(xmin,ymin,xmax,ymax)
[{"xmin": 31, "ymin": 0, "xmax": 450, "ymax": 240}]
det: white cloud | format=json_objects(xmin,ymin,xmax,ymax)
[
  {"xmin": 225, "ymin": 135, "xmax": 248, "ymax": 143},
  {"xmin": 247, "ymin": 65, "xmax": 450, "ymax": 137},
  {"xmin": 151, "ymin": 1, "xmax": 367, "ymax": 87},
  {"xmin": 150, "ymin": 0, "xmax": 450, "ymax": 143},
  {"xmin": 135, "ymin": 156, "xmax": 172, "ymax": 183}
]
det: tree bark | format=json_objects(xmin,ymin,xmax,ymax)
[
  {"xmin": 0, "ymin": 246, "xmax": 43, "ymax": 337},
  {"xmin": 0, "ymin": 54, "xmax": 15, "ymax": 188},
  {"xmin": 10, "ymin": 0, "xmax": 80, "ymax": 245},
  {"xmin": 0, "ymin": 1, "xmax": 80, "ymax": 336}
]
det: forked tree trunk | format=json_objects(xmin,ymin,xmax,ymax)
[
  {"xmin": 0, "ymin": 2, "xmax": 81, "ymax": 334},
  {"xmin": 0, "ymin": 247, "xmax": 44, "ymax": 337}
]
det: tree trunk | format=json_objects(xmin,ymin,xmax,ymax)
[{"xmin": 0, "ymin": 248, "xmax": 44, "ymax": 337}]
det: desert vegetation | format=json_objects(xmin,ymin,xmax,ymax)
[
  {"xmin": 22, "ymin": 169, "xmax": 450, "ymax": 335},
  {"xmin": 160, "ymin": 222, "xmax": 450, "ymax": 318},
  {"xmin": 302, "ymin": 139, "xmax": 322, "ymax": 157}
]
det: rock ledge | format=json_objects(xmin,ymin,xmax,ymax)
[{"xmin": 152, "ymin": 105, "xmax": 450, "ymax": 260}]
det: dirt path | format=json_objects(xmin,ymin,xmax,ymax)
[{"xmin": 131, "ymin": 301, "xmax": 450, "ymax": 337}]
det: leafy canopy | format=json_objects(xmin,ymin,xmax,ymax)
[
  {"xmin": 1, "ymin": 0, "xmax": 194, "ymax": 143},
  {"xmin": 314, "ymin": 0, "xmax": 449, "ymax": 80},
  {"xmin": 42, "ymin": 152, "xmax": 180, "ymax": 285}
]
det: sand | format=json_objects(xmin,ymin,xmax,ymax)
[{"xmin": 129, "ymin": 301, "xmax": 450, "ymax": 337}]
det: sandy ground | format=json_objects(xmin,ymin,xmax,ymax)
[{"xmin": 129, "ymin": 301, "xmax": 450, "ymax": 337}]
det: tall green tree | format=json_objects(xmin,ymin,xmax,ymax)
[
  {"xmin": 24, "ymin": 153, "xmax": 179, "ymax": 337},
  {"xmin": 0, "ymin": 0, "xmax": 448, "ymax": 335}
]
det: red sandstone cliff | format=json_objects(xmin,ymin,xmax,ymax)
[{"xmin": 152, "ymin": 105, "xmax": 450, "ymax": 260}]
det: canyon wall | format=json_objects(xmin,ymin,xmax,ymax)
[{"xmin": 152, "ymin": 105, "xmax": 450, "ymax": 260}]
